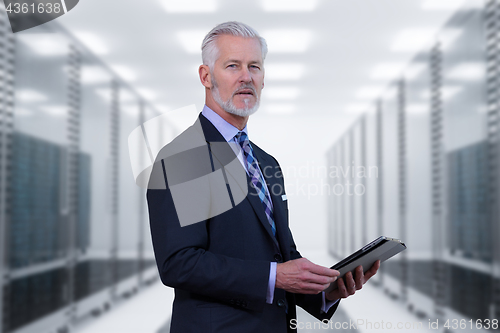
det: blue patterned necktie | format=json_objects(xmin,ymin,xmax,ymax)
[{"xmin": 235, "ymin": 132, "xmax": 276, "ymax": 237}]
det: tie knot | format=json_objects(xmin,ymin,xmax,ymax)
[{"xmin": 235, "ymin": 131, "xmax": 249, "ymax": 147}]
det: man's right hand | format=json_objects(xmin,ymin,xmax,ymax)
[{"xmin": 276, "ymin": 258, "xmax": 340, "ymax": 294}]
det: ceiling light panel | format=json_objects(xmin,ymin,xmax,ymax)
[
  {"xmin": 421, "ymin": 0, "xmax": 465, "ymax": 10},
  {"xmin": 344, "ymin": 103, "xmax": 375, "ymax": 113},
  {"xmin": 18, "ymin": 34, "xmax": 69, "ymax": 56},
  {"xmin": 404, "ymin": 63, "xmax": 426, "ymax": 80},
  {"xmin": 422, "ymin": 0, "xmax": 482, "ymax": 10},
  {"xmin": 74, "ymin": 32, "xmax": 108, "ymax": 55},
  {"xmin": 264, "ymin": 86, "xmax": 301, "ymax": 100},
  {"xmin": 156, "ymin": 105, "xmax": 171, "ymax": 113},
  {"xmin": 120, "ymin": 89, "xmax": 139, "ymax": 104},
  {"xmin": 420, "ymin": 86, "xmax": 461, "ymax": 100},
  {"xmin": 138, "ymin": 88, "xmax": 158, "ymax": 101},
  {"xmin": 264, "ymin": 29, "xmax": 313, "ymax": 53},
  {"xmin": 447, "ymin": 62, "xmax": 484, "ymax": 81},
  {"xmin": 178, "ymin": 30, "xmax": 207, "ymax": 54},
  {"xmin": 161, "ymin": 0, "xmax": 217, "ymax": 13},
  {"xmin": 262, "ymin": 0, "xmax": 319, "ymax": 12},
  {"xmin": 16, "ymin": 108, "xmax": 33, "ymax": 116},
  {"xmin": 265, "ymin": 103, "xmax": 297, "ymax": 114},
  {"xmin": 265, "ymin": 63, "xmax": 306, "ymax": 80},
  {"xmin": 17, "ymin": 89, "xmax": 48, "ymax": 102},
  {"xmin": 391, "ymin": 28, "xmax": 435, "ymax": 52},
  {"xmin": 81, "ymin": 66, "xmax": 111, "ymax": 84},
  {"xmin": 355, "ymin": 86, "xmax": 384, "ymax": 99},
  {"xmin": 442, "ymin": 86, "xmax": 462, "ymax": 100},
  {"xmin": 111, "ymin": 65, "xmax": 137, "ymax": 82},
  {"xmin": 40, "ymin": 105, "xmax": 67, "ymax": 116},
  {"xmin": 383, "ymin": 86, "xmax": 398, "ymax": 99},
  {"xmin": 406, "ymin": 103, "xmax": 428, "ymax": 114},
  {"xmin": 370, "ymin": 63, "xmax": 405, "ymax": 80},
  {"xmin": 122, "ymin": 105, "xmax": 140, "ymax": 117}
]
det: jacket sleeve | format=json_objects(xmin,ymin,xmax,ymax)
[
  {"xmin": 286, "ymin": 218, "xmax": 341, "ymax": 321},
  {"xmin": 147, "ymin": 183, "xmax": 270, "ymax": 312}
]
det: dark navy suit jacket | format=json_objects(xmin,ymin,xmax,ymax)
[{"xmin": 147, "ymin": 113, "xmax": 339, "ymax": 333}]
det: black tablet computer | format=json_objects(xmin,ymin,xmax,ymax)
[{"xmin": 324, "ymin": 236, "xmax": 406, "ymax": 293}]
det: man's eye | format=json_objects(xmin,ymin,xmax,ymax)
[{"xmin": 227, "ymin": 64, "xmax": 236, "ymax": 68}]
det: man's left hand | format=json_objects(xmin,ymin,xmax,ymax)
[{"xmin": 325, "ymin": 260, "xmax": 380, "ymax": 302}]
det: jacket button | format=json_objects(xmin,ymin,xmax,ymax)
[
  {"xmin": 277, "ymin": 299, "xmax": 285, "ymax": 307},
  {"xmin": 274, "ymin": 254, "xmax": 282, "ymax": 262}
]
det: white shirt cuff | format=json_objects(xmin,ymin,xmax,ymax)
[
  {"xmin": 321, "ymin": 291, "xmax": 339, "ymax": 313},
  {"xmin": 266, "ymin": 262, "xmax": 277, "ymax": 304}
]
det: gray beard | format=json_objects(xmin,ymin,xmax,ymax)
[{"xmin": 211, "ymin": 76, "xmax": 260, "ymax": 117}]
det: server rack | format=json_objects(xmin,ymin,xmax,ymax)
[
  {"xmin": 375, "ymin": 99, "xmax": 384, "ymax": 286},
  {"xmin": 74, "ymin": 61, "xmax": 114, "ymax": 323},
  {"xmin": 405, "ymin": 49, "xmax": 434, "ymax": 319},
  {"xmin": 326, "ymin": 148, "xmax": 336, "ymax": 257},
  {"xmin": 439, "ymin": 3, "xmax": 491, "ymax": 324},
  {"xmin": 429, "ymin": 39, "xmax": 448, "ymax": 323},
  {"xmin": 486, "ymin": 0, "xmax": 500, "ymax": 320},
  {"xmin": 340, "ymin": 137, "xmax": 348, "ymax": 259},
  {"xmin": 365, "ymin": 107, "xmax": 380, "ymax": 284},
  {"xmin": 0, "ymin": 8, "xmax": 172, "ymax": 333},
  {"xmin": 348, "ymin": 130, "xmax": 356, "ymax": 254},
  {"xmin": 332, "ymin": 144, "xmax": 342, "ymax": 259},
  {"xmin": 351, "ymin": 122, "xmax": 364, "ymax": 253},
  {"xmin": 360, "ymin": 117, "xmax": 367, "ymax": 247},
  {"xmin": 326, "ymin": 0, "xmax": 496, "ymax": 328},
  {"xmin": 65, "ymin": 43, "xmax": 82, "ymax": 329},
  {"xmin": 0, "ymin": 7, "xmax": 15, "ymax": 333},
  {"xmin": 397, "ymin": 79, "xmax": 408, "ymax": 303},
  {"xmin": 380, "ymin": 83, "xmax": 403, "ymax": 300}
]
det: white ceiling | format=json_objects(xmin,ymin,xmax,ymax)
[{"xmin": 55, "ymin": 0, "xmax": 466, "ymax": 124}]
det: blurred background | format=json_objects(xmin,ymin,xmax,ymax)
[{"xmin": 0, "ymin": 0, "xmax": 497, "ymax": 332}]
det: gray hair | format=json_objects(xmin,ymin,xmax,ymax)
[{"xmin": 201, "ymin": 21, "xmax": 268, "ymax": 69}]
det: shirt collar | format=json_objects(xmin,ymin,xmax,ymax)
[{"xmin": 202, "ymin": 105, "xmax": 248, "ymax": 142}]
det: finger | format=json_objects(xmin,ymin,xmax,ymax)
[
  {"xmin": 300, "ymin": 281, "xmax": 332, "ymax": 294},
  {"xmin": 294, "ymin": 258, "xmax": 336, "ymax": 280},
  {"xmin": 307, "ymin": 263, "xmax": 340, "ymax": 278},
  {"xmin": 299, "ymin": 258, "xmax": 339, "ymax": 278},
  {"xmin": 355, "ymin": 265, "xmax": 364, "ymax": 289},
  {"xmin": 303, "ymin": 271, "xmax": 337, "ymax": 285},
  {"xmin": 337, "ymin": 277, "xmax": 348, "ymax": 298},
  {"xmin": 345, "ymin": 272, "xmax": 356, "ymax": 295},
  {"xmin": 364, "ymin": 260, "xmax": 381, "ymax": 281}
]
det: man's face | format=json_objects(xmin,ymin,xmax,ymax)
[{"xmin": 210, "ymin": 35, "xmax": 264, "ymax": 116}]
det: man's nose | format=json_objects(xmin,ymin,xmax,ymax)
[{"xmin": 239, "ymin": 67, "xmax": 252, "ymax": 83}]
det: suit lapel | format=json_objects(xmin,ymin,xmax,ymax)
[
  {"xmin": 252, "ymin": 145, "xmax": 289, "ymax": 252},
  {"xmin": 244, "ymin": 170, "xmax": 280, "ymax": 249},
  {"xmin": 196, "ymin": 114, "xmax": 247, "ymax": 197},
  {"xmin": 198, "ymin": 114, "xmax": 281, "ymax": 248}
]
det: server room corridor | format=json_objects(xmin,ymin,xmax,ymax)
[{"xmin": 0, "ymin": 0, "xmax": 498, "ymax": 332}]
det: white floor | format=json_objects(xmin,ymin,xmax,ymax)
[
  {"xmin": 74, "ymin": 280, "xmax": 174, "ymax": 333},
  {"xmin": 74, "ymin": 251, "xmax": 434, "ymax": 333}
]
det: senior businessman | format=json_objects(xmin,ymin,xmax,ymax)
[{"xmin": 146, "ymin": 21, "xmax": 380, "ymax": 333}]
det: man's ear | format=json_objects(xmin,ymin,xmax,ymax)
[{"xmin": 199, "ymin": 65, "xmax": 212, "ymax": 88}]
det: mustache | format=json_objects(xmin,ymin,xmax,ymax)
[{"xmin": 233, "ymin": 84, "xmax": 257, "ymax": 96}]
